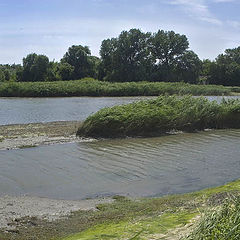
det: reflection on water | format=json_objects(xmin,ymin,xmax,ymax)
[
  {"xmin": 0, "ymin": 129, "xmax": 239, "ymax": 200},
  {"xmin": 0, "ymin": 96, "xmax": 239, "ymax": 125}
]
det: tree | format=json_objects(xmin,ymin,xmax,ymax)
[
  {"xmin": 19, "ymin": 53, "xmax": 50, "ymax": 82},
  {"xmin": 0, "ymin": 69, "xmax": 5, "ymax": 82},
  {"xmin": 57, "ymin": 62, "xmax": 74, "ymax": 80},
  {"xmin": 88, "ymin": 56, "xmax": 101, "ymax": 79},
  {"xmin": 99, "ymin": 38, "xmax": 117, "ymax": 80},
  {"xmin": 175, "ymin": 51, "xmax": 201, "ymax": 83},
  {"xmin": 100, "ymin": 29, "xmax": 153, "ymax": 82},
  {"xmin": 61, "ymin": 45, "xmax": 94, "ymax": 79},
  {"xmin": 150, "ymin": 30, "xmax": 189, "ymax": 81},
  {"xmin": 208, "ymin": 47, "xmax": 240, "ymax": 86}
]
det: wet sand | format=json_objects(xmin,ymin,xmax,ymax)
[
  {"xmin": 0, "ymin": 121, "xmax": 84, "ymax": 150},
  {"xmin": 0, "ymin": 195, "xmax": 113, "ymax": 230}
]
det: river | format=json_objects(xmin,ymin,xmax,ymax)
[{"xmin": 0, "ymin": 96, "xmax": 240, "ymax": 200}]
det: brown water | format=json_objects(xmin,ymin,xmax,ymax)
[{"xmin": 0, "ymin": 129, "xmax": 239, "ymax": 200}]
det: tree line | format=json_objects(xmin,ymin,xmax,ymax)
[{"xmin": 0, "ymin": 28, "xmax": 240, "ymax": 86}]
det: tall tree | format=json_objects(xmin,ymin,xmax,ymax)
[
  {"xmin": 19, "ymin": 53, "xmax": 50, "ymax": 82},
  {"xmin": 100, "ymin": 29, "xmax": 153, "ymax": 81},
  {"xmin": 175, "ymin": 50, "xmax": 202, "ymax": 83},
  {"xmin": 209, "ymin": 47, "xmax": 240, "ymax": 86},
  {"xmin": 150, "ymin": 30, "xmax": 189, "ymax": 81},
  {"xmin": 61, "ymin": 45, "xmax": 94, "ymax": 79}
]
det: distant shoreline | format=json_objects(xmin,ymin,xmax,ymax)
[{"xmin": 0, "ymin": 78, "xmax": 238, "ymax": 97}]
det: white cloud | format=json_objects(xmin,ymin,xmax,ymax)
[
  {"xmin": 213, "ymin": 0, "xmax": 235, "ymax": 3},
  {"xmin": 169, "ymin": 0, "xmax": 222, "ymax": 25}
]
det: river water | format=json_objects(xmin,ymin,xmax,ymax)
[
  {"xmin": 0, "ymin": 96, "xmax": 240, "ymax": 200},
  {"xmin": 0, "ymin": 129, "xmax": 240, "ymax": 200},
  {"xmin": 0, "ymin": 96, "xmax": 239, "ymax": 125}
]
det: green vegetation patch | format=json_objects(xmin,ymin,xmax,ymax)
[
  {"xmin": 77, "ymin": 95, "xmax": 240, "ymax": 138},
  {"xmin": 0, "ymin": 78, "xmax": 234, "ymax": 97},
  {"xmin": 63, "ymin": 211, "xmax": 196, "ymax": 240},
  {"xmin": 185, "ymin": 196, "xmax": 240, "ymax": 240}
]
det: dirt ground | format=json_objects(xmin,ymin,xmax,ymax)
[{"xmin": 0, "ymin": 121, "xmax": 85, "ymax": 150}]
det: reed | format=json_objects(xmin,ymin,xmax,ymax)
[
  {"xmin": 0, "ymin": 78, "xmax": 233, "ymax": 97},
  {"xmin": 185, "ymin": 196, "xmax": 240, "ymax": 240},
  {"xmin": 77, "ymin": 96, "xmax": 240, "ymax": 138}
]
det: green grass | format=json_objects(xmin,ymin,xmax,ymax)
[
  {"xmin": 77, "ymin": 95, "xmax": 240, "ymax": 138},
  {"xmin": 185, "ymin": 196, "xmax": 240, "ymax": 240},
  {"xmin": 60, "ymin": 179, "xmax": 240, "ymax": 240},
  {"xmin": 63, "ymin": 211, "xmax": 197, "ymax": 240},
  {"xmin": 0, "ymin": 78, "xmax": 236, "ymax": 97}
]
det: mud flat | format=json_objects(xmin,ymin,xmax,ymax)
[
  {"xmin": 0, "ymin": 121, "xmax": 84, "ymax": 150},
  {"xmin": 0, "ymin": 195, "xmax": 113, "ymax": 230}
]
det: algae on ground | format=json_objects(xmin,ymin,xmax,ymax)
[{"xmin": 59, "ymin": 179, "xmax": 240, "ymax": 240}]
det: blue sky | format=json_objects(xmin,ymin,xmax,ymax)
[{"xmin": 0, "ymin": 0, "xmax": 240, "ymax": 64}]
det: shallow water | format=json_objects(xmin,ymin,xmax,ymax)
[
  {"xmin": 0, "ymin": 129, "xmax": 239, "ymax": 200},
  {"xmin": 0, "ymin": 96, "xmax": 239, "ymax": 125}
]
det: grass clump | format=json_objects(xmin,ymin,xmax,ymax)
[
  {"xmin": 185, "ymin": 196, "xmax": 240, "ymax": 240},
  {"xmin": 0, "ymin": 78, "xmax": 235, "ymax": 97},
  {"xmin": 77, "ymin": 95, "xmax": 240, "ymax": 138}
]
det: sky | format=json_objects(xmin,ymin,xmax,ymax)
[{"xmin": 0, "ymin": 0, "xmax": 240, "ymax": 64}]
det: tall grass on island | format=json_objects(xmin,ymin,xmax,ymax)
[
  {"xmin": 0, "ymin": 78, "xmax": 237, "ymax": 97},
  {"xmin": 77, "ymin": 95, "xmax": 240, "ymax": 138}
]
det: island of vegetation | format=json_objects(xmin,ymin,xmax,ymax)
[{"xmin": 77, "ymin": 95, "xmax": 240, "ymax": 138}]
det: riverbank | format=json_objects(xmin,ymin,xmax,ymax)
[
  {"xmin": 0, "ymin": 78, "xmax": 238, "ymax": 97},
  {"xmin": 0, "ymin": 121, "xmax": 83, "ymax": 150},
  {"xmin": 0, "ymin": 179, "xmax": 239, "ymax": 240}
]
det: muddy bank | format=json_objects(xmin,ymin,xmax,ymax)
[
  {"xmin": 0, "ymin": 195, "xmax": 113, "ymax": 231},
  {"xmin": 0, "ymin": 121, "xmax": 85, "ymax": 150}
]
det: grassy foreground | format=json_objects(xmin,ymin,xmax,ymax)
[
  {"xmin": 1, "ymin": 179, "xmax": 240, "ymax": 240},
  {"xmin": 77, "ymin": 95, "xmax": 240, "ymax": 138},
  {"xmin": 0, "ymin": 78, "xmax": 238, "ymax": 97},
  {"xmin": 60, "ymin": 180, "xmax": 240, "ymax": 240}
]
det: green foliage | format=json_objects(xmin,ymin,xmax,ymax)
[
  {"xmin": 0, "ymin": 69, "xmax": 5, "ymax": 82},
  {"xmin": 175, "ymin": 50, "xmax": 202, "ymax": 83},
  {"xmin": 18, "ymin": 53, "xmax": 51, "ymax": 82},
  {"xmin": 151, "ymin": 30, "xmax": 189, "ymax": 81},
  {"xmin": 100, "ymin": 29, "xmax": 153, "ymax": 82},
  {"xmin": 61, "ymin": 45, "xmax": 97, "ymax": 79},
  {"xmin": 100, "ymin": 28, "xmax": 200, "ymax": 83},
  {"xmin": 77, "ymin": 95, "xmax": 240, "ymax": 138},
  {"xmin": 0, "ymin": 64, "xmax": 22, "ymax": 82},
  {"xmin": 0, "ymin": 78, "xmax": 232, "ymax": 97},
  {"xmin": 208, "ymin": 47, "xmax": 240, "ymax": 86},
  {"xmin": 57, "ymin": 62, "xmax": 74, "ymax": 80},
  {"xmin": 186, "ymin": 196, "xmax": 240, "ymax": 240}
]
